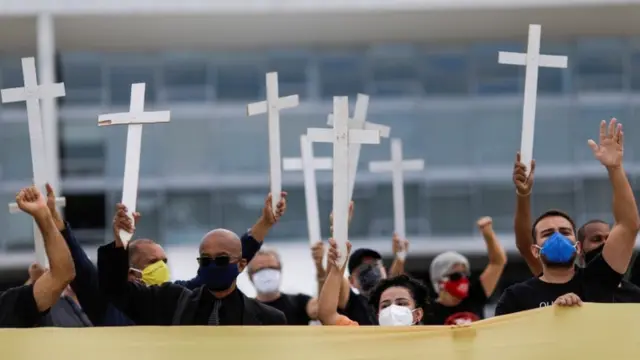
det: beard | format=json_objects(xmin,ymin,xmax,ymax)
[{"xmin": 541, "ymin": 253, "xmax": 577, "ymax": 269}]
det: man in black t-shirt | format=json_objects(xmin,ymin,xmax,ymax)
[
  {"xmin": 0, "ymin": 186, "xmax": 76, "ymax": 328},
  {"xmin": 247, "ymin": 248, "xmax": 318, "ymax": 325}
]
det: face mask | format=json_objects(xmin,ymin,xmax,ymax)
[
  {"xmin": 197, "ymin": 262, "xmax": 240, "ymax": 292},
  {"xmin": 584, "ymin": 243, "xmax": 604, "ymax": 264},
  {"xmin": 378, "ymin": 304, "xmax": 414, "ymax": 326},
  {"xmin": 442, "ymin": 273, "xmax": 469, "ymax": 299},
  {"xmin": 356, "ymin": 263, "xmax": 383, "ymax": 295},
  {"xmin": 537, "ymin": 232, "xmax": 577, "ymax": 264},
  {"xmin": 252, "ymin": 269, "xmax": 281, "ymax": 294},
  {"xmin": 133, "ymin": 260, "xmax": 171, "ymax": 286}
]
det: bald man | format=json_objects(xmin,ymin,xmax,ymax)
[{"xmin": 98, "ymin": 223, "xmax": 286, "ymax": 325}]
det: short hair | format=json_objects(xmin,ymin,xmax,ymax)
[
  {"xmin": 246, "ymin": 247, "xmax": 281, "ymax": 274},
  {"xmin": 531, "ymin": 209, "xmax": 576, "ymax": 242},
  {"xmin": 368, "ymin": 275, "xmax": 429, "ymax": 317},
  {"xmin": 128, "ymin": 239, "xmax": 156, "ymax": 267},
  {"xmin": 577, "ymin": 219, "xmax": 610, "ymax": 244}
]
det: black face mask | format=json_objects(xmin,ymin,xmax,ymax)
[
  {"xmin": 356, "ymin": 263, "xmax": 383, "ymax": 295},
  {"xmin": 584, "ymin": 244, "xmax": 605, "ymax": 265}
]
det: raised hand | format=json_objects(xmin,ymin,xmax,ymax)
[
  {"xmin": 327, "ymin": 238, "xmax": 351, "ymax": 271},
  {"xmin": 45, "ymin": 183, "xmax": 64, "ymax": 230},
  {"xmin": 262, "ymin": 191, "xmax": 287, "ymax": 225},
  {"xmin": 513, "ymin": 152, "xmax": 535, "ymax": 196},
  {"xmin": 112, "ymin": 203, "xmax": 140, "ymax": 247},
  {"xmin": 16, "ymin": 186, "xmax": 49, "ymax": 218},
  {"xmin": 311, "ymin": 241, "xmax": 325, "ymax": 268},
  {"xmin": 476, "ymin": 216, "xmax": 493, "ymax": 235},
  {"xmin": 554, "ymin": 292, "xmax": 582, "ymax": 307},
  {"xmin": 392, "ymin": 233, "xmax": 409, "ymax": 256},
  {"xmin": 588, "ymin": 118, "xmax": 623, "ymax": 169}
]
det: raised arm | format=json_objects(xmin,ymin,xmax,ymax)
[
  {"xmin": 389, "ymin": 233, "xmax": 408, "ymax": 277},
  {"xmin": 590, "ymin": 119, "xmax": 640, "ymax": 274},
  {"xmin": 512, "ymin": 153, "xmax": 542, "ymax": 276},
  {"xmin": 311, "ymin": 241, "xmax": 326, "ymax": 297},
  {"xmin": 16, "ymin": 186, "xmax": 75, "ymax": 313},
  {"xmin": 477, "ymin": 217, "xmax": 507, "ymax": 297},
  {"xmin": 318, "ymin": 239, "xmax": 353, "ymax": 325}
]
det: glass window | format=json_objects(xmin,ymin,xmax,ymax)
[
  {"xmin": 318, "ymin": 51, "xmax": 366, "ymax": 99},
  {"xmin": 163, "ymin": 191, "xmax": 212, "ymax": 245},
  {"xmin": 280, "ymin": 114, "xmax": 323, "ymax": 160},
  {"xmin": 216, "ymin": 188, "xmax": 271, "ymax": 236},
  {"xmin": 534, "ymin": 103, "xmax": 573, "ymax": 164},
  {"xmin": 629, "ymin": 105, "xmax": 640, "ymax": 163},
  {"xmin": 103, "ymin": 121, "xmax": 163, "ymax": 179},
  {"xmin": 471, "ymin": 104, "xmax": 522, "ymax": 165},
  {"xmin": 473, "ymin": 42, "xmax": 524, "ymax": 95},
  {"xmin": 60, "ymin": 121, "xmax": 106, "ymax": 177},
  {"xmin": 59, "ymin": 53, "xmax": 104, "ymax": 104},
  {"xmin": 215, "ymin": 62, "xmax": 263, "ymax": 101},
  {"xmin": 420, "ymin": 107, "xmax": 475, "ymax": 167},
  {"xmin": 369, "ymin": 45, "xmax": 421, "ymax": 97},
  {"xmin": 475, "ymin": 184, "xmax": 515, "ymax": 233},
  {"xmin": 538, "ymin": 42, "xmax": 571, "ymax": 94},
  {"xmin": 1, "ymin": 58, "xmax": 26, "ymax": 109},
  {"xmin": 632, "ymin": 45, "xmax": 640, "ymax": 90},
  {"xmin": 266, "ymin": 52, "xmax": 309, "ymax": 99},
  {"xmin": 574, "ymin": 38, "xmax": 626, "ymax": 92},
  {"xmin": 108, "ymin": 64, "xmax": 157, "ymax": 105},
  {"xmin": 0, "ymin": 122, "xmax": 32, "ymax": 181},
  {"xmin": 358, "ymin": 113, "xmax": 425, "ymax": 167},
  {"xmin": 531, "ymin": 179, "xmax": 578, "ymax": 226},
  {"xmin": 350, "ymin": 184, "xmax": 394, "ymax": 237},
  {"xmin": 212, "ymin": 116, "xmax": 268, "ymax": 173},
  {"xmin": 582, "ymin": 178, "xmax": 612, "ymax": 218},
  {"xmin": 0, "ymin": 192, "xmax": 33, "ymax": 250},
  {"xmin": 162, "ymin": 59, "xmax": 208, "ymax": 102},
  {"xmin": 574, "ymin": 103, "xmax": 631, "ymax": 162},
  {"xmin": 421, "ymin": 48, "xmax": 470, "ymax": 95},
  {"xmin": 425, "ymin": 184, "xmax": 475, "ymax": 235},
  {"xmin": 160, "ymin": 118, "xmax": 215, "ymax": 176}
]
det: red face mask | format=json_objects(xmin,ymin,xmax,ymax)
[{"xmin": 442, "ymin": 274, "xmax": 470, "ymax": 299}]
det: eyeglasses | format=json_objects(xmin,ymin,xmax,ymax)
[{"xmin": 197, "ymin": 255, "xmax": 240, "ymax": 267}]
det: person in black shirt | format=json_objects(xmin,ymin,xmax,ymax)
[
  {"xmin": 99, "ymin": 216, "xmax": 286, "ymax": 325},
  {"xmin": 497, "ymin": 118, "xmax": 640, "ymax": 315},
  {"xmin": 426, "ymin": 217, "xmax": 506, "ymax": 325},
  {"xmin": 578, "ymin": 220, "xmax": 640, "ymax": 303},
  {"xmin": 247, "ymin": 248, "xmax": 318, "ymax": 325},
  {"xmin": 0, "ymin": 186, "xmax": 76, "ymax": 328}
]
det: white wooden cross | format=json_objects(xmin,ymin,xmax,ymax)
[
  {"xmin": 283, "ymin": 135, "xmax": 333, "ymax": 245},
  {"xmin": 308, "ymin": 97, "xmax": 381, "ymax": 267},
  {"xmin": 369, "ymin": 139, "xmax": 424, "ymax": 260},
  {"xmin": 98, "ymin": 83, "xmax": 170, "ymax": 246},
  {"xmin": 247, "ymin": 72, "xmax": 299, "ymax": 213},
  {"xmin": 1, "ymin": 57, "xmax": 66, "ymax": 266},
  {"xmin": 498, "ymin": 24, "xmax": 568, "ymax": 175},
  {"xmin": 327, "ymin": 94, "xmax": 390, "ymax": 201}
]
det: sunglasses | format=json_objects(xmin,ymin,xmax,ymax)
[
  {"xmin": 197, "ymin": 255, "xmax": 239, "ymax": 267},
  {"xmin": 446, "ymin": 272, "xmax": 467, "ymax": 281}
]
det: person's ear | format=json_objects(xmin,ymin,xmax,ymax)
[
  {"xmin": 238, "ymin": 259, "xmax": 248, "ymax": 273},
  {"xmin": 576, "ymin": 241, "xmax": 583, "ymax": 255},
  {"xmin": 531, "ymin": 244, "xmax": 541, "ymax": 259},
  {"xmin": 413, "ymin": 308, "xmax": 424, "ymax": 324}
]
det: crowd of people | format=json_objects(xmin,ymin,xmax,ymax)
[{"xmin": 0, "ymin": 118, "xmax": 639, "ymax": 328}]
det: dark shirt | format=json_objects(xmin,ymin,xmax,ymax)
[
  {"xmin": 39, "ymin": 295, "xmax": 92, "ymax": 327},
  {"xmin": 613, "ymin": 280, "xmax": 640, "ymax": 303},
  {"xmin": 262, "ymin": 293, "xmax": 312, "ymax": 325},
  {"xmin": 0, "ymin": 284, "xmax": 44, "ymax": 328},
  {"xmin": 60, "ymin": 223, "xmax": 134, "ymax": 326},
  {"xmin": 339, "ymin": 289, "xmax": 377, "ymax": 326},
  {"xmin": 193, "ymin": 287, "xmax": 244, "ymax": 325},
  {"xmin": 495, "ymin": 253, "xmax": 622, "ymax": 315},
  {"xmin": 425, "ymin": 277, "xmax": 487, "ymax": 325}
]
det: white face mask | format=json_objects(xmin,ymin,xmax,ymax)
[
  {"xmin": 378, "ymin": 304, "xmax": 415, "ymax": 326},
  {"xmin": 252, "ymin": 269, "xmax": 281, "ymax": 294}
]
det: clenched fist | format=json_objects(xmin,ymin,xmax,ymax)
[{"xmin": 16, "ymin": 186, "xmax": 49, "ymax": 218}]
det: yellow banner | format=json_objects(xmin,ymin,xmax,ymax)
[{"xmin": 3, "ymin": 304, "xmax": 639, "ymax": 360}]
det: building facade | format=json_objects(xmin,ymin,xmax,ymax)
[{"xmin": 1, "ymin": 1, "xmax": 640, "ymax": 293}]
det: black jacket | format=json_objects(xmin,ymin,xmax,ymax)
[{"xmin": 97, "ymin": 242, "xmax": 286, "ymax": 325}]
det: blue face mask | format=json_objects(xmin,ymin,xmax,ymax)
[
  {"xmin": 197, "ymin": 263, "xmax": 240, "ymax": 292},
  {"xmin": 538, "ymin": 232, "xmax": 577, "ymax": 264}
]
